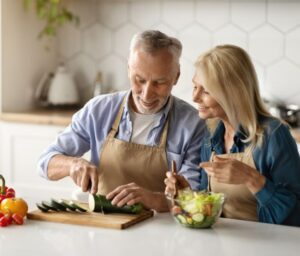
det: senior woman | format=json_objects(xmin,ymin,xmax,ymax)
[{"xmin": 165, "ymin": 45, "xmax": 300, "ymax": 226}]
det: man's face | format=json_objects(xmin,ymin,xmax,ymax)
[{"xmin": 128, "ymin": 49, "xmax": 180, "ymax": 114}]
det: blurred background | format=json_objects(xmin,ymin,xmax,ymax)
[{"xmin": 1, "ymin": 0, "xmax": 300, "ymax": 198}]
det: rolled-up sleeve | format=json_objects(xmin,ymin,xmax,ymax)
[{"xmin": 37, "ymin": 105, "xmax": 92, "ymax": 179}]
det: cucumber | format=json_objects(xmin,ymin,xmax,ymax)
[
  {"xmin": 176, "ymin": 214, "xmax": 187, "ymax": 224},
  {"xmin": 36, "ymin": 203, "xmax": 49, "ymax": 212},
  {"xmin": 41, "ymin": 201, "xmax": 59, "ymax": 211},
  {"xmin": 51, "ymin": 199, "xmax": 67, "ymax": 211},
  {"xmin": 88, "ymin": 194, "xmax": 143, "ymax": 214},
  {"xmin": 192, "ymin": 213, "xmax": 204, "ymax": 223},
  {"xmin": 58, "ymin": 199, "xmax": 77, "ymax": 211},
  {"xmin": 69, "ymin": 201, "xmax": 87, "ymax": 212}
]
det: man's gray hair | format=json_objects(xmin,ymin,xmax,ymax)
[{"xmin": 129, "ymin": 30, "xmax": 182, "ymax": 61}]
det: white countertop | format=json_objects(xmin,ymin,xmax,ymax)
[{"xmin": 1, "ymin": 208, "xmax": 300, "ymax": 256}]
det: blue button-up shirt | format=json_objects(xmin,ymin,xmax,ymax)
[
  {"xmin": 199, "ymin": 118, "xmax": 300, "ymax": 226},
  {"xmin": 38, "ymin": 91, "xmax": 206, "ymax": 190}
]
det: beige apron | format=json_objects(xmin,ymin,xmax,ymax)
[
  {"xmin": 97, "ymin": 97, "xmax": 170, "ymax": 195},
  {"xmin": 209, "ymin": 148, "xmax": 258, "ymax": 221}
]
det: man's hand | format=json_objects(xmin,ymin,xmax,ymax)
[
  {"xmin": 106, "ymin": 183, "xmax": 168, "ymax": 212},
  {"xmin": 69, "ymin": 158, "xmax": 99, "ymax": 194}
]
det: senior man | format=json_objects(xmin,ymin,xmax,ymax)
[{"xmin": 38, "ymin": 30, "xmax": 206, "ymax": 212}]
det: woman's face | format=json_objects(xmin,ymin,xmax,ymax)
[{"xmin": 192, "ymin": 71, "xmax": 226, "ymax": 120}]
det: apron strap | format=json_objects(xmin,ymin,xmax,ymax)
[
  {"xmin": 158, "ymin": 96, "xmax": 173, "ymax": 148},
  {"xmin": 207, "ymin": 151, "xmax": 216, "ymax": 192},
  {"xmin": 109, "ymin": 96, "xmax": 127, "ymax": 138}
]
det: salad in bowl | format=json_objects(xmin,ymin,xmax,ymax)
[{"xmin": 167, "ymin": 189, "xmax": 225, "ymax": 228}]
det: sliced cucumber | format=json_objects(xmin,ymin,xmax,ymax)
[
  {"xmin": 192, "ymin": 213, "xmax": 204, "ymax": 223},
  {"xmin": 36, "ymin": 203, "xmax": 49, "ymax": 212},
  {"xmin": 69, "ymin": 201, "xmax": 87, "ymax": 212},
  {"xmin": 51, "ymin": 199, "xmax": 67, "ymax": 211},
  {"xmin": 41, "ymin": 201, "xmax": 59, "ymax": 211},
  {"xmin": 58, "ymin": 199, "xmax": 77, "ymax": 211},
  {"xmin": 176, "ymin": 214, "xmax": 187, "ymax": 224}
]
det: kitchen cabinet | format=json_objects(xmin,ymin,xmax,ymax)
[{"xmin": 0, "ymin": 120, "xmax": 78, "ymax": 199}]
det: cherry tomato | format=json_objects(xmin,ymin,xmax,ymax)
[
  {"xmin": 0, "ymin": 195, "xmax": 6, "ymax": 203},
  {"xmin": 4, "ymin": 213, "xmax": 13, "ymax": 225},
  {"xmin": 0, "ymin": 212, "xmax": 4, "ymax": 218},
  {"xmin": 6, "ymin": 188, "xmax": 15, "ymax": 197},
  {"xmin": 0, "ymin": 198, "xmax": 28, "ymax": 217},
  {"xmin": 12, "ymin": 213, "xmax": 24, "ymax": 225},
  {"xmin": 0, "ymin": 216, "xmax": 9, "ymax": 227}
]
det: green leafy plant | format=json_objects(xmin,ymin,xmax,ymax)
[{"xmin": 23, "ymin": 0, "xmax": 80, "ymax": 39}]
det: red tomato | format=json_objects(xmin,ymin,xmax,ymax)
[
  {"xmin": 0, "ymin": 216, "xmax": 9, "ymax": 227},
  {"xmin": 0, "ymin": 212, "xmax": 4, "ymax": 218},
  {"xmin": 0, "ymin": 195, "xmax": 6, "ymax": 203},
  {"xmin": 5, "ymin": 192, "xmax": 15, "ymax": 198},
  {"xmin": 12, "ymin": 213, "xmax": 24, "ymax": 225},
  {"xmin": 4, "ymin": 213, "xmax": 13, "ymax": 225},
  {"xmin": 6, "ymin": 188, "xmax": 15, "ymax": 197}
]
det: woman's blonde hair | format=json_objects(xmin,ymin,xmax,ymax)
[{"xmin": 194, "ymin": 44, "xmax": 272, "ymax": 147}]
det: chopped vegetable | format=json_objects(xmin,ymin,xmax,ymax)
[
  {"xmin": 169, "ymin": 189, "xmax": 224, "ymax": 228},
  {"xmin": 89, "ymin": 194, "xmax": 143, "ymax": 214}
]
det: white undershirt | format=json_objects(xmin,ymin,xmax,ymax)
[{"xmin": 129, "ymin": 109, "xmax": 162, "ymax": 144}]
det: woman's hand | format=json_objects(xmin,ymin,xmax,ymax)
[
  {"xmin": 164, "ymin": 172, "xmax": 191, "ymax": 197},
  {"xmin": 200, "ymin": 156, "xmax": 265, "ymax": 194}
]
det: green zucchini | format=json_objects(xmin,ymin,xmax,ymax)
[{"xmin": 88, "ymin": 194, "xmax": 143, "ymax": 214}]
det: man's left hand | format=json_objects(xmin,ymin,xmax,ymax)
[{"xmin": 106, "ymin": 183, "xmax": 168, "ymax": 212}]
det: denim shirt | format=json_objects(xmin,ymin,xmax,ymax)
[
  {"xmin": 199, "ymin": 118, "xmax": 300, "ymax": 226},
  {"xmin": 38, "ymin": 91, "xmax": 206, "ymax": 190}
]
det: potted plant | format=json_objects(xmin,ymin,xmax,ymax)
[{"xmin": 23, "ymin": 0, "xmax": 80, "ymax": 39}]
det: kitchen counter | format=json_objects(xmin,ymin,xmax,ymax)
[
  {"xmin": 0, "ymin": 109, "xmax": 78, "ymax": 126},
  {"xmin": 1, "ymin": 207, "xmax": 300, "ymax": 256}
]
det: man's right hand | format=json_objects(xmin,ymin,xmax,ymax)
[{"xmin": 69, "ymin": 158, "xmax": 99, "ymax": 194}]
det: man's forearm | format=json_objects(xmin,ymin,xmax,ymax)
[
  {"xmin": 153, "ymin": 192, "xmax": 169, "ymax": 212},
  {"xmin": 47, "ymin": 155, "xmax": 76, "ymax": 180}
]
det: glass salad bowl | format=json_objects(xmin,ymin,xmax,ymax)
[{"xmin": 167, "ymin": 189, "xmax": 225, "ymax": 228}]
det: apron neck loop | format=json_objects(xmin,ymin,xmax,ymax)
[
  {"xmin": 158, "ymin": 96, "xmax": 173, "ymax": 148},
  {"xmin": 110, "ymin": 96, "xmax": 127, "ymax": 137}
]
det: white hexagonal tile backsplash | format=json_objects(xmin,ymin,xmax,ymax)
[
  {"xmin": 130, "ymin": 1, "xmax": 161, "ymax": 29},
  {"xmin": 195, "ymin": 1, "xmax": 229, "ymax": 31},
  {"xmin": 231, "ymin": 1, "xmax": 266, "ymax": 31},
  {"xmin": 58, "ymin": 0, "xmax": 300, "ymax": 106},
  {"xmin": 249, "ymin": 25, "xmax": 284, "ymax": 65},
  {"xmin": 83, "ymin": 23, "xmax": 112, "ymax": 60}
]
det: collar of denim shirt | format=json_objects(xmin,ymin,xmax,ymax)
[{"xmin": 209, "ymin": 121, "xmax": 248, "ymax": 154}]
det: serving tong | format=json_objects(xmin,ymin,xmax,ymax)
[{"xmin": 171, "ymin": 160, "xmax": 178, "ymax": 198}]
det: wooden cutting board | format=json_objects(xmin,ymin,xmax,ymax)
[{"xmin": 27, "ymin": 209, "xmax": 154, "ymax": 229}]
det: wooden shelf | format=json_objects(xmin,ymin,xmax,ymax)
[{"xmin": 0, "ymin": 109, "xmax": 78, "ymax": 126}]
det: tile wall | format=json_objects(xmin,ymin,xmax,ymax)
[{"xmin": 59, "ymin": 0, "xmax": 300, "ymax": 106}]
